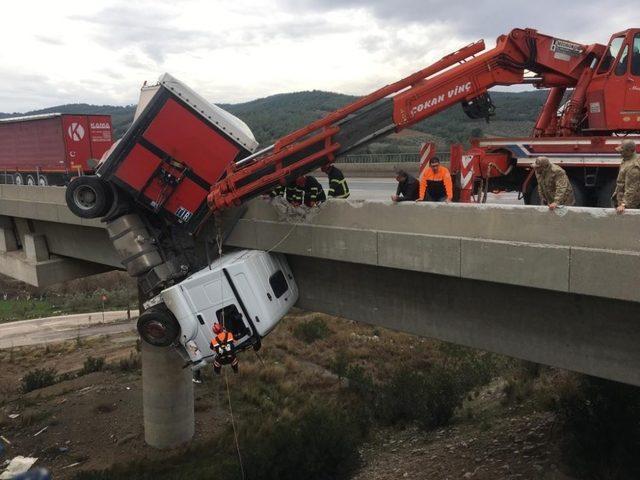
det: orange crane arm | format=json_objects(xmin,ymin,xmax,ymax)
[{"xmin": 205, "ymin": 28, "xmax": 604, "ymax": 216}]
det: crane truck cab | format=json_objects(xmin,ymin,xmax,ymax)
[{"xmin": 137, "ymin": 250, "xmax": 298, "ymax": 368}]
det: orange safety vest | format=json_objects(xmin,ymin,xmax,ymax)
[
  {"xmin": 211, "ymin": 331, "xmax": 235, "ymax": 353},
  {"xmin": 419, "ymin": 165, "xmax": 453, "ymax": 200}
]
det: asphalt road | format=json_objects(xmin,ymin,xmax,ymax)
[
  {"xmin": 322, "ymin": 177, "xmax": 523, "ymax": 204},
  {"xmin": 0, "ymin": 310, "xmax": 139, "ymax": 349}
]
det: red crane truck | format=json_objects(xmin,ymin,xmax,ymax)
[
  {"xmin": 66, "ymin": 27, "xmax": 638, "ymax": 290},
  {"xmin": 0, "ymin": 113, "xmax": 113, "ymax": 186}
]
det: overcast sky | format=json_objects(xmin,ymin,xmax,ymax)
[{"xmin": 1, "ymin": 0, "xmax": 638, "ymax": 112}]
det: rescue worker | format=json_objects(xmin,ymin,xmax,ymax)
[
  {"xmin": 268, "ymin": 184, "xmax": 286, "ymax": 198},
  {"xmin": 321, "ymin": 164, "xmax": 350, "ymax": 199},
  {"xmin": 418, "ymin": 157, "xmax": 453, "ymax": 202},
  {"xmin": 210, "ymin": 322, "xmax": 239, "ymax": 374},
  {"xmin": 613, "ymin": 139, "xmax": 640, "ymax": 214},
  {"xmin": 285, "ymin": 181, "xmax": 304, "ymax": 206},
  {"xmin": 293, "ymin": 175, "xmax": 326, "ymax": 207},
  {"xmin": 533, "ymin": 157, "xmax": 574, "ymax": 210},
  {"xmin": 391, "ymin": 169, "xmax": 419, "ymax": 202}
]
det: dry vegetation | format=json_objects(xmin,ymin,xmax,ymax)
[
  {"xmin": 1, "ymin": 309, "xmax": 638, "ymax": 480},
  {"xmin": 0, "ymin": 271, "xmax": 137, "ymax": 323}
]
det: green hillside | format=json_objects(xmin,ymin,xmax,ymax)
[{"xmin": 1, "ymin": 89, "xmax": 547, "ymax": 153}]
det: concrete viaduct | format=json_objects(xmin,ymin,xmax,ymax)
[{"xmin": 0, "ymin": 184, "xmax": 638, "ymax": 447}]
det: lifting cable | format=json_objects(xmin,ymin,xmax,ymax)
[
  {"xmin": 214, "ymin": 220, "xmax": 246, "ymax": 480},
  {"xmin": 225, "ymin": 369, "xmax": 245, "ymax": 480},
  {"xmin": 211, "ymin": 201, "xmax": 307, "ymax": 477}
]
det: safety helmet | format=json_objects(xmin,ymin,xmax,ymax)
[
  {"xmin": 213, "ymin": 323, "xmax": 223, "ymax": 334},
  {"xmin": 295, "ymin": 176, "xmax": 306, "ymax": 187}
]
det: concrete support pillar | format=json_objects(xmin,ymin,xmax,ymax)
[
  {"xmin": 141, "ymin": 342, "xmax": 195, "ymax": 448},
  {"xmin": 0, "ymin": 228, "xmax": 18, "ymax": 252},
  {"xmin": 23, "ymin": 233, "xmax": 49, "ymax": 262},
  {"xmin": 0, "ymin": 216, "xmax": 17, "ymax": 253}
]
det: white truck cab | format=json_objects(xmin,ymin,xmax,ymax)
[{"xmin": 137, "ymin": 250, "xmax": 298, "ymax": 367}]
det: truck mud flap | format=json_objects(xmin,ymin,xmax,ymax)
[{"xmin": 222, "ymin": 267, "xmax": 262, "ymax": 351}]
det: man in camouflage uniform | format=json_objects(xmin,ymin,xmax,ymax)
[
  {"xmin": 533, "ymin": 157, "xmax": 574, "ymax": 210},
  {"xmin": 613, "ymin": 139, "xmax": 640, "ymax": 214}
]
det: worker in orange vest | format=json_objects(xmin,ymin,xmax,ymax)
[
  {"xmin": 210, "ymin": 323, "xmax": 239, "ymax": 374},
  {"xmin": 418, "ymin": 157, "xmax": 453, "ymax": 202}
]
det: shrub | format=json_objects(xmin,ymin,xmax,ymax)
[
  {"xmin": 556, "ymin": 375, "xmax": 640, "ymax": 480},
  {"xmin": 438, "ymin": 342, "xmax": 496, "ymax": 392},
  {"xmin": 328, "ymin": 349, "xmax": 350, "ymax": 379},
  {"xmin": 376, "ymin": 366, "xmax": 463, "ymax": 430},
  {"xmin": 74, "ymin": 401, "xmax": 364, "ymax": 480},
  {"xmin": 116, "ymin": 352, "xmax": 141, "ymax": 372},
  {"xmin": 292, "ymin": 317, "xmax": 330, "ymax": 344},
  {"xmin": 344, "ymin": 364, "xmax": 375, "ymax": 400},
  {"xmin": 81, "ymin": 356, "xmax": 105, "ymax": 375},
  {"xmin": 21, "ymin": 367, "xmax": 57, "ymax": 393},
  {"xmin": 237, "ymin": 401, "xmax": 363, "ymax": 480}
]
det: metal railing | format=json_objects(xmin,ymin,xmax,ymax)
[{"xmin": 336, "ymin": 152, "xmax": 451, "ymax": 164}]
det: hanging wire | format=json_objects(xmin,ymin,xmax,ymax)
[{"xmin": 225, "ymin": 369, "xmax": 245, "ymax": 480}]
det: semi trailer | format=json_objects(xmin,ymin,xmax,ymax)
[{"xmin": 0, "ymin": 113, "xmax": 113, "ymax": 186}]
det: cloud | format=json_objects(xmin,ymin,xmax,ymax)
[
  {"xmin": 1, "ymin": 0, "xmax": 639, "ymax": 112},
  {"xmin": 69, "ymin": 5, "xmax": 209, "ymax": 63},
  {"xmin": 279, "ymin": 0, "xmax": 638, "ymax": 43}
]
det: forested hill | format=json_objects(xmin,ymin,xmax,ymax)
[{"xmin": 1, "ymin": 89, "xmax": 547, "ymax": 153}]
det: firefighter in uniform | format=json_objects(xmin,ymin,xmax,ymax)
[
  {"xmin": 533, "ymin": 157, "xmax": 575, "ymax": 210},
  {"xmin": 268, "ymin": 184, "xmax": 287, "ymax": 198},
  {"xmin": 286, "ymin": 181, "xmax": 304, "ymax": 206},
  {"xmin": 613, "ymin": 139, "xmax": 640, "ymax": 214},
  {"xmin": 210, "ymin": 323, "xmax": 239, "ymax": 374},
  {"xmin": 321, "ymin": 164, "xmax": 350, "ymax": 199},
  {"xmin": 292, "ymin": 175, "xmax": 326, "ymax": 207}
]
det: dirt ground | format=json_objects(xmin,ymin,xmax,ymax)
[{"xmin": 0, "ymin": 313, "xmax": 576, "ymax": 480}]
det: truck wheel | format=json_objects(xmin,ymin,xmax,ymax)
[
  {"xmin": 65, "ymin": 176, "xmax": 110, "ymax": 218},
  {"xmin": 37, "ymin": 175, "xmax": 48, "ymax": 187},
  {"xmin": 26, "ymin": 175, "xmax": 36, "ymax": 186},
  {"xmin": 13, "ymin": 173, "xmax": 23, "ymax": 186},
  {"xmin": 596, "ymin": 179, "xmax": 616, "ymax": 208},
  {"xmin": 137, "ymin": 305, "xmax": 181, "ymax": 347}
]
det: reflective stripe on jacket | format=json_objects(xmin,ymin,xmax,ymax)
[
  {"xmin": 327, "ymin": 166, "xmax": 350, "ymax": 198},
  {"xmin": 211, "ymin": 331, "xmax": 235, "ymax": 354},
  {"xmin": 302, "ymin": 176, "xmax": 326, "ymax": 206}
]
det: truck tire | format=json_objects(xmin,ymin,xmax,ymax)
[
  {"xmin": 65, "ymin": 176, "xmax": 110, "ymax": 218},
  {"xmin": 14, "ymin": 173, "xmax": 23, "ymax": 186},
  {"xmin": 26, "ymin": 175, "xmax": 36, "ymax": 186},
  {"xmin": 137, "ymin": 305, "xmax": 181, "ymax": 347},
  {"xmin": 596, "ymin": 178, "xmax": 616, "ymax": 208},
  {"xmin": 37, "ymin": 175, "xmax": 48, "ymax": 187}
]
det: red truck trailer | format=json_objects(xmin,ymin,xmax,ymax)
[{"xmin": 0, "ymin": 113, "xmax": 113, "ymax": 186}]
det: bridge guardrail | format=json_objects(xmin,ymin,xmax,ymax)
[{"xmin": 336, "ymin": 152, "xmax": 452, "ymax": 164}]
